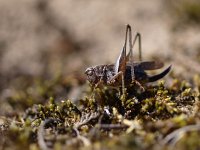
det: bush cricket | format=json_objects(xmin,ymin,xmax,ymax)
[{"xmin": 85, "ymin": 25, "xmax": 171, "ymax": 95}]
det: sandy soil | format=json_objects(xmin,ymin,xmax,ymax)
[{"xmin": 0, "ymin": 0, "xmax": 200, "ymax": 79}]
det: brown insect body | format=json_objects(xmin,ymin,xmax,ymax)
[
  {"xmin": 85, "ymin": 62, "xmax": 171, "ymax": 87},
  {"xmin": 85, "ymin": 25, "xmax": 171, "ymax": 90}
]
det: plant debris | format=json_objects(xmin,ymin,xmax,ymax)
[{"xmin": 0, "ymin": 73, "xmax": 199, "ymax": 150}]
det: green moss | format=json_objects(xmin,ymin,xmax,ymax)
[{"xmin": 0, "ymin": 74, "xmax": 200, "ymax": 150}]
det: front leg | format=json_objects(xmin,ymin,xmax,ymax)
[
  {"xmin": 107, "ymin": 71, "xmax": 123, "ymax": 85},
  {"xmin": 94, "ymin": 66, "xmax": 107, "ymax": 88},
  {"xmin": 107, "ymin": 71, "xmax": 126, "ymax": 101}
]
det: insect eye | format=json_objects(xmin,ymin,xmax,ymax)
[
  {"xmin": 87, "ymin": 70, "xmax": 93, "ymax": 76},
  {"xmin": 85, "ymin": 68, "xmax": 94, "ymax": 76}
]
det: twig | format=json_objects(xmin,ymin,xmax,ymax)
[
  {"xmin": 71, "ymin": 112, "xmax": 100, "ymax": 147},
  {"xmin": 97, "ymin": 124, "xmax": 128, "ymax": 130},
  {"xmin": 161, "ymin": 124, "xmax": 200, "ymax": 147},
  {"xmin": 37, "ymin": 118, "xmax": 59, "ymax": 150}
]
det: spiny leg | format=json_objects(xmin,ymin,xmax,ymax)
[
  {"xmin": 126, "ymin": 30, "xmax": 142, "ymax": 83},
  {"xmin": 127, "ymin": 32, "xmax": 142, "ymax": 61},
  {"xmin": 107, "ymin": 71, "xmax": 126, "ymax": 104},
  {"xmin": 115, "ymin": 25, "xmax": 130, "ymax": 74},
  {"xmin": 133, "ymin": 33, "xmax": 142, "ymax": 61},
  {"xmin": 122, "ymin": 25, "xmax": 135, "ymax": 82},
  {"xmin": 90, "ymin": 66, "xmax": 107, "ymax": 101},
  {"xmin": 127, "ymin": 25, "xmax": 135, "ymax": 82},
  {"xmin": 127, "ymin": 30, "xmax": 145, "ymax": 91},
  {"xmin": 121, "ymin": 25, "xmax": 143, "ymax": 91},
  {"xmin": 114, "ymin": 25, "xmax": 131, "ymax": 98}
]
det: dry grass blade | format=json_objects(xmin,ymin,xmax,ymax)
[{"xmin": 161, "ymin": 124, "xmax": 200, "ymax": 147}]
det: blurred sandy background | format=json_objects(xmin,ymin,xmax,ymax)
[
  {"xmin": 0, "ymin": 1, "xmax": 200, "ymax": 149},
  {"xmin": 0, "ymin": 0, "xmax": 200, "ymax": 88}
]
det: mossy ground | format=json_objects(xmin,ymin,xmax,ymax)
[
  {"xmin": 1, "ymin": 1, "xmax": 200, "ymax": 149},
  {"xmin": 0, "ymin": 73, "xmax": 200, "ymax": 150}
]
